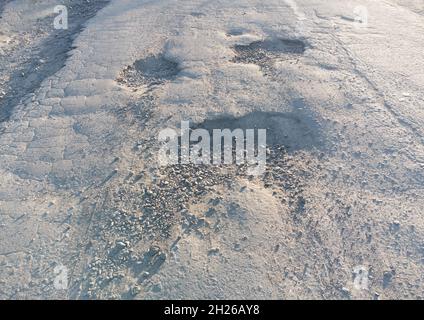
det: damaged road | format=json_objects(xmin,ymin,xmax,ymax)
[{"xmin": 0, "ymin": 0, "xmax": 424, "ymax": 300}]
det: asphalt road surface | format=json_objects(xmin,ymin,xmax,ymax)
[{"xmin": 0, "ymin": 0, "xmax": 423, "ymax": 299}]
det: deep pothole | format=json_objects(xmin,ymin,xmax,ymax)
[{"xmin": 117, "ymin": 54, "xmax": 180, "ymax": 88}]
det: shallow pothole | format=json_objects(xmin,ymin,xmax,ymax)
[
  {"xmin": 236, "ymin": 38, "xmax": 306, "ymax": 55},
  {"xmin": 195, "ymin": 110, "xmax": 323, "ymax": 152},
  {"xmin": 231, "ymin": 38, "xmax": 306, "ymax": 76},
  {"xmin": 117, "ymin": 54, "xmax": 180, "ymax": 88}
]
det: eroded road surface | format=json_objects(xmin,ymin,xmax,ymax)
[{"xmin": 0, "ymin": 0, "xmax": 423, "ymax": 299}]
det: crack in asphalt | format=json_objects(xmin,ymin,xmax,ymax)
[{"xmin": 0, "ymin": 0, "xmax": 111, "ymax": 123}]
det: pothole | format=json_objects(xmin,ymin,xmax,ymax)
[
  {"xmin": 195, "ymin": 111, "xmax": 323, "ymax": 152},
  {"xmin": 226, "ymin": 28, "xmax": 246, "ymax": 36},
  {"xmin": 102, "ymin": 111, "xmax": 324, "ymax": 241},
  {"xmin": 80, "ymin": 109, "xmax": 323, "ymax": 298},
  {"xmin": 117, "ymin": 54, "xmax": 180, "ymax": 88},
  {"xmin": 79, "ymin": 143, "xmax": 315, "ymax": 297},
  {"xmin": 115, "ymin": 54, "xmax": 179, "ymax": 128},
  {"xmin": 231, "ymin": 38, "xmax": 306, "ymax": 76}
]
